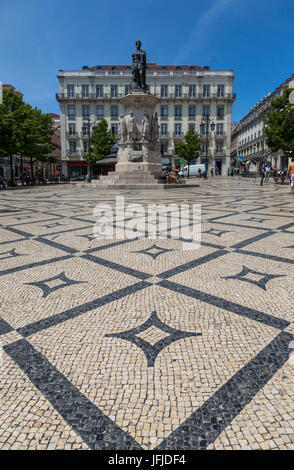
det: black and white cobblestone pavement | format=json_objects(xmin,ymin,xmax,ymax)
[{"xmin": 0, "ymin": 178, "xmax": 293, "ymax": 450}]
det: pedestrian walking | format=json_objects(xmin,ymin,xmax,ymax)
[
  {"xmin": 265, "ymin": 165, "xmax": 271, "ymax": 182},
  {"xmin": 0, "ymin": 176, "xmax": 5, "ymax": 189},
  {"xmin": 210, "ymin": 168, "xmax": 214, "ymax": 177},
  {"xmin": 260, "ymin": 165, "xmax": 266, "ymax": 186},
  {"xmin": 286, "ymin": 158, "xmax": 294, "ymax": 195}
]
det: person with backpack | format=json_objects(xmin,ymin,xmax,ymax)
[{"xmin": 259, "ymin": 164, "xmax": 266, "ymax": 186}]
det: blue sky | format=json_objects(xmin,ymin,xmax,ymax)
[{"xmin": 1, "ymin": 0, "xmax": 294, "ymax": 122}]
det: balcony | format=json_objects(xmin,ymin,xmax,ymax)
[
  {"xmin": 66, "ymin": 131, "xmax": 79, "ymax": 138},
  {"xmin": 172, "ymin": 132, "xmax": 184, "ymax": 138}
]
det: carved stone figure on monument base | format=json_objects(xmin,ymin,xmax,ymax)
[
  {"xmin": 119, "ymin": 114, "xmax": 127, "ymax": 142},
  {"xmin": 152, "ymin": 112, "xmax": 159, "ymax": 143},
  {"xmin": 126, "ymin": 111, "xmax": 137, "ymax": 141},
  {"xmin": 141, "ymin": 111, "xmax": 150, "ymax": 141}
]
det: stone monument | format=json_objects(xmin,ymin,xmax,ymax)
[{"xmin": 99, "ymin": 40, "xmax": 178, "ymax": 189}]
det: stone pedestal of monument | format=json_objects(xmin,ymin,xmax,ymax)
[{"xmin": 99, "ymin": 90, "xmax": 185, "ymax": 189}]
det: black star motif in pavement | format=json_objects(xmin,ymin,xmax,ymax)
[
  {"xmin": 223, "ymin": 265, "xmax": 285, "ymax": 291},
  {"xmin": 203, "ymin": 228, "xmax": 232, "ymax": 237},
  {"xmin": 25, "ymin": 272, "xmax": 87, "ymax": 298},
  {"xmin": 77, "ymin": 234, "xmax": 96, "ymax": 241},
  {"xmin": 246, "ymin": 217, "xmax": 269, "ymax": 224},
  {"xmin": 0, "ymin": 248, "xmax": 26, "ymax": 261},
  {"xmin": 41, "ymin": 222, "xmax": 66, "ymax": 229},
  {"xmin": 105, "ymin": 311, "xmax": 201, "ymax": 367},
  {"xmin": 132, "ymin": 244, "xmax": 175, "ymax": 259}
]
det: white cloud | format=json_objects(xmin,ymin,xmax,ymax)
[{"xmin": 174, "ymin": 0, "xmax": 239, "ymax": 62}]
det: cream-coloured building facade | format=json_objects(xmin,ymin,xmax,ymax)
[
  {"xmin": 56, "ymin": 63, "xmax": 235, "ymax": 177},
  {"xmin": 231, "ymin": 74, "xmax": 294, "ymax": 171}
]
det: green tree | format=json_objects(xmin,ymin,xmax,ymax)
[
  {"xmin": 84, "ymin": 119, "xmax": 116, "ymax": 176},
  {"xmin": 174, "ymin": 129, "xmax": 202, "ymax": 178},
  {"xmin": 0, "ymin": 88, "xmax": 27, "ymax": 185},
  {"xmin": 265, "ymin": 86, "xmax": 294, "ymax": 158},
  {"xmin": 16, "ymin": 107, "xmax": 54, "ymax": 184},
  {"xmin": 0, "ymin": 88, "xmax": 54, "ymax": 185}
]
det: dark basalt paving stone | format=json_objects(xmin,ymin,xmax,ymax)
[
  {"xmin": 0, "ymin": 248, "xmax": 26, "ymax": 261},
  {"xmin": 132, "ymin": 244, "xmax": 175, "ymax": 259},
  {"xmin": 222, "ymin": 265, "xmax": 286, "ymax": 291},
  {"xmin": 0, "ymin": 317, "xmax": 14, "ymax": 336},
  {"xmin": 156, "ymin": 331, "xmax": 293, "ymax": 450},
  {"xmin": 35, "ymin": 237, "xmax": 79, "ymax": 254},
  {"xmin": 25, "ymin": 271, "xmax": 87, "ymax": 298},
  {"xmin": 105, "ymin": 311, "xmax": 201, "ymax": 367},
  {"xmin": 82, "ymin": 253, "xmax": 151, "ymax": 280},
  {"xmin": 0, "ymin": 255, "xmax": 74, "ymax": 278},
  {"xmin": 17, "ymin": 281, "xmax": 150, "ymax": 337},
  {"xmin": 158, "ymin": 279, "xmax": 290, "ymax": 330},
  {"xmin": 202, "ymin": 228, "xmax": 232, "ymax": 237},
  {"xmin": 4, "ymin": 339, "xmax": 142, "ymax": 450}
]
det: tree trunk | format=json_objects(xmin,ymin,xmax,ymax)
[
  {"xmin": 9, "ymin": 155, "xmax": 15, "ymax": 185},
  {"xmin": 30, "ymin": 157, "xmax": 35, "ymax": 185}
]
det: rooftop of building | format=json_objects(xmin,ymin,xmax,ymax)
[
  {"xmin": 2, "ymin": 83, "xmax": 23, "ymax": 96},
  {"xmin": 238, "ymin": 73, "xmax": 294, "ymax": 128}
]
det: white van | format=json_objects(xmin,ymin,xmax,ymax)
[{"xmin": 179, "ymin": 164, "xmax": 206, "ymax": 177}]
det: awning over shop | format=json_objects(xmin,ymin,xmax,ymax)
[{"xmin": 96, "ymin": 157, "xmax": 117, "ymax": 164}]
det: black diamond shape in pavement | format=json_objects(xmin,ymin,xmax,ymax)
[
  {"xmin": 246, "ymin": 217, "xmax": 269, "ymax": 223},
  {"xmin": 223, "ymin": 265, "xmax": 286, "ymax": 291},
  {"xmin": 41, "ymin": 222, "xmax": 66, "ymax": 229},
  {"xmin": 77, "ymin": 234, "xmax": 96, "ymax": 241},
  {"xmin": 0, "ymin": 248, "xmax": 26, "ymax": 261},
  {"xmin": 203, "ymin": 228, "xmax": 232, "ymax": 237},
  {"xmin": 25, "ymin": 272, "xmax": 87, "ymax": 298},
  {"xmin": 105, "ymin": 311, "xmax": 201, "ymax": 367},
  {"xmin": 132, "ymin": 244, "xmax": 175, "ymax": 259}
]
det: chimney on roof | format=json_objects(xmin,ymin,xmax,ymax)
[
  {"xmin": 82, "ymin": 65, "xmax": 89, "ymax": 70},
  {"xmin": 203, "ymin": 65, "xmax": 210, "ymax": 71}
]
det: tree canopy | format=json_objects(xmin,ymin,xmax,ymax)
[
  {"xmin": 84, "ymin": 119, "xmax": 116, "ymax": 173},
  {"xmin": 265, "ymin": 86, "xmax": 294, "ymax": 157},
  {"xmin": 0, "ymin": 88, "xmax": 54, "ymax": 184},
  {"xmin": 174, "ymin": 129, "xmax": 202, "ymax": 177}
]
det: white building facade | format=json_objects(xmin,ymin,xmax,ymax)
[
  {"xmin": 56, "ymin": 64, "xmax": 235, "ymax": 178},
  {"xmin": 231, "ymin": 74, "xmax": 294, "ymax": 171}
]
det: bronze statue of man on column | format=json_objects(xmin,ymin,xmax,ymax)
[{"xmin": 131, "ymin": 40, "xmax": 147, "ymax": 91}]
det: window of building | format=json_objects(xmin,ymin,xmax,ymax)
[
  {"xmin": 82, "ymin": 105, "xmax": 89, "ymax": 118},
  {"xmin": 217, "ymin": 105, "xmax": 225, "ymax": 119},
  {"xmin": 161, "ymin": 85, "xmax": 168, "ymax": 98},
  {"xmin": 160, "ymin": 141, "xmax": 168, "ymax": 155},
  {"xmin": 175, "ymin": 85, "xmax": 182, "ymax": 97},
  {"xmin": 160, "ymin": 105, "xmax": 168, "ymax": 119},
  {"xmin": 82, "ymin": 124, "xmax": 89, "ymax": 136},
  {"xmin": 83, "ymin": 141, "xmax": 89, "ymax": 153},
  {"xmin": 67, "ymin": 84, "xmax": 75, "ymax": 97},
  {"xmin": 216, "ymin": 123, "xmax": 224, "ymax": 135},
  {"xmin": 217, "ymin": 85, "xmax": 225, "ymax": 97},
  {"xmin": 68, "ymin": 123, "xmax": 76, "ymax": 135},
  {"xmin": 203, "ymin": 85, "xmax": 210, "ymax": 97},
  {"xmin": 96, "ymin": 85, "xmax": 103, "ymax": 97},
  {"xmin": 67, "ymin": 105, "xmax": 76, "ymax": 119},
  {"xmin": 188, "ymin": 105, "xmax": 196, "ymax": 118},
  {"xmin": 111, "ymin": 105, "xmax": 118, "ymax": 119},
  {"xmin": 216, "ymin": 141, "xmax": 223, "ymax": 153},
  {"xmin": 174, "ymin": 105, "xmax": 182, "ymax": 118},
  {"xmin": 111, "ymin": 123, "xmax": 118, "ymax": 135},
  {"xmin": 202, "ymin": 105, "xmax": 210, "ymax": 117},
  {"xmin": 96, "ymin": 105, "xmax": 104, "ymax": 120},
  {"xmin": 69, "ymin": 141, "xmax": 76, "ymax": 154},
  {"xmin": 82, "ymin": 85, "xmax": 89, "ymax": 98},
  {"xmin": 161, "ymin": 123, "xmax": 168, "ymax": 136},
  {"xmin": 201, "ymin": 123, "xmax": 208, "ymax": 136},
  {"xmin": 189, "ymin": 85, "xmax": 196, "ymax": 98},
  {"xmin": 111, "ymin": 85, "xmax": 118, "ymax": 97},
  {"xmin": 174, "ymin": 123, "xmax": 182, "ymax": 136}
]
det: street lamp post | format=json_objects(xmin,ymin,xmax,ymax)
[
  {"xmin": 200, "ymin": 116, "xmax": 215, "ymax": 176},
  {"xmin": 82, "ymin": 119, "xmax": 97, "ymax": 178}
]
